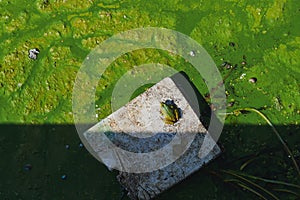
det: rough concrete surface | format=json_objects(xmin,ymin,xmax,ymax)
[{"xmin": 84, "ymin": 75, "xmax": 221, "ymax": 200}]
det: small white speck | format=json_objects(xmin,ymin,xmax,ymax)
[
  {"xmin": 28, "ymin": 48, "xmax": 40, "ymax": 60},
  {"xmin": 86, "ymin": 56, "xmax": 90, "ymax": 60},
  {"xmin": 96, "ymin": 113, "xmax": 99, "ymax": 118},
  {"xmin": 17, "ymin": 83, "xmax": 22, "ymax": 87},
  {"xmin": 189, "ymin": 50, "xmax": 196, "ymax": 57},
  {"xmin": 240, "ymin": 73, "xmax": 246, "ymax": 79},
  {"xmin": 123, "ymin": 15, "xmax": 127, "ymax": 19}
]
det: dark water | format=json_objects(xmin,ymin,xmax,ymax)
[{"xmin": 0, "ymin": 124, "xmax": 298, "ymax": 199}]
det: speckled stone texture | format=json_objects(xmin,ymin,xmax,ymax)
[
  {"xmin": 117, "ymin": 133, "xmax": 220, "ymax": 200},
  {"xmin": 84, "ymin": 73, "xmax": 221, "ymax": 200}
]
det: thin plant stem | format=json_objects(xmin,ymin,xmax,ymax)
[
  {"xmin": 222, "ymin": 170, "xmax": 280, "ymax": 200},
  {"xmin": 232, "ymin": 171, "xmax": 300, "ymax": 189},
  {"xmin": 224, "ymin": 179, "xmax": 268, "ymax": 200},
  {"xmin": 272, "ymin": 188, "xmax": 300, "ymax": 197},
  {"xmin": 236, "ymin": 182, "xmax": 268, "ymax": 200},
  {"xmin": 240, "ymin": 157, "xmax": 257, "ymax": 170}
]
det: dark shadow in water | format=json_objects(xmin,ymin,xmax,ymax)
[{"xmin": 0, "ymin": 123, "xmax": 299, "ymax": 200}]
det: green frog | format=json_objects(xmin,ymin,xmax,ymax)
[{"xmin": 160, "ymin": 99, "xmax": 181, "ymax": 125}]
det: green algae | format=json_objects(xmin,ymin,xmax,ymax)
[{"xmin": 0, "ymin": 0, "xmax": 299, "ymax": 199}]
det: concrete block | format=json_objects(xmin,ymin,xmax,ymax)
[{"xmin": 84, "ymin": 72, "xmax": 221, "ymax": 200}]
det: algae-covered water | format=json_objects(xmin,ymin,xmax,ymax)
[{"xmin": 0, "ymin": 0, "xmax": 299, "ymax": 199}]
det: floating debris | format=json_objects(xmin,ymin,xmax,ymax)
[
  {"xmin": 249, "ymin": 77, "xmax": 257, "ymax": 83},
  {"xmin": 228, "ymin": 102, "xmax": 235, "ymax": 107},
  {"xmin": 65, "ymin": 144, "xmax": 70, "ymax": 149},
  {"xmin": 229, "ymin": 42, "xmax": 235, "ymax": 47},
  {"xmin": 61, "ymin": 174, "xmax": 67, "ymax": 180},
  {"xmin": 79, "ymin": 143, "xmax": 83, "ymax": 148},
  {"xmin": 24, "ymin": 164, "xmax": 32, "ymax": 171},
  {"xmin": 189, "ymin": 50, "xmax": 196, "ymax": 57},
  {"xmin": 239, "ymin": 73, "xmax": 246, "ymax": 79},
  {"xmin": 28, "ymin": 48, "xmax": 40, "ymax": 60},
  {"xmin": 221, "ymin": 61, "xmax": 232, "ymax": 69}
]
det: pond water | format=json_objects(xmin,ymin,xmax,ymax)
[{"xmin": 0, "ymin": 0, "xmax": 299, "ymax": 199}]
